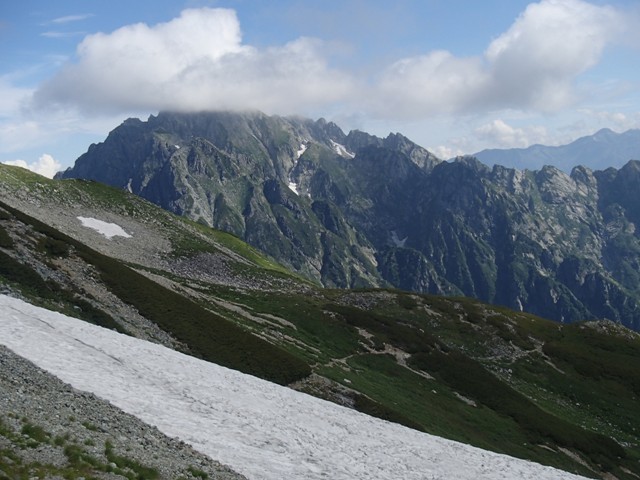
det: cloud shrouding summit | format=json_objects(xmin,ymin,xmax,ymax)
[
  {"xmin": 32, "ymin": 1, "xmax": 625, "ymax": 121},
  {"xmin": 34, "ymin": 8, "xmax": 353, "ymax": 115}
]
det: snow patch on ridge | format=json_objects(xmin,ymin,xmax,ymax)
[
  {"xmin": 391, "ymin": 230, "xmax": 408, "ymax": 248},
  {"xmin": 0, "ymin": 295, "xmax": 588, "ymax": 480},
  {"xmin": 330, "ymin": 140, "xmax": 355, "ymax": 159},
  {"xmin": 77, "ymin": 216, "xmax": 131, "ymax": 239},
  {"xmin": 288, "ymin": 143, "xmax": 308, "ymax": 195},
  {"xmin": 296, "ymin": 143, "xmax": 307, "ymax": 159},
  {"xmin": 288, "ymin": 182, "xmax": 299, "ymax": 195}
]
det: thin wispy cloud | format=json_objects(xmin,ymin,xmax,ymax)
[
  {"xmin": 41, "ymin": 31, "xmax": 87, "ymax": 38},
  {"xmin": 40, "ymin": 13, "xmax": 93, "ymax": 39},
  {"xmin": 49, "ymin": 14, "xmax": 94, "ymax": 25}
]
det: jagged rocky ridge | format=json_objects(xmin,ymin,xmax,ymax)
[{"xmin": 58, "ymin": 111, "xmax": 640, "ymax": 330}]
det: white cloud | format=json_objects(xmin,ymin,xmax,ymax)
[
  {"xmin": 0, "ymin": 77, "xmax": 32, "ymax": 117},
  {"xmin": 577, "ymin": 109, "xmax": 640, "ymax": 131},
  {"xmin": 12, "ymin": 1, "xmax": 637, "ymax": 165},
  {"xmin": 0, "ymin": 102, "xmax": 122, "ymax": 157},
  {"xmin": 484, "ymin": 0, "xmax": 620, "ymax": 111},
  {"xmin": 430, "ymin": 145, "xmax": 465, "ymax": 160},
  {"xmin": 0, "ymin": 120, "xmax": 42, "ymax": 153},
  {"xmin": 368, "ymin": 0, "xmax": 622, "ymax": 119},
  {"xmin": 475, "ymin": 120, "xmax": 550, "ymax": 149},
  {"xmin": 34, "ymin": 8, "xmax": 354, "ymax": 115},
  {"xmin": 3, "ymin": 154, "xmax": 62, "ymax": 178},
  {"xmin": 372, "ymin": 51, "xmax": 489, "ymax": 117}
]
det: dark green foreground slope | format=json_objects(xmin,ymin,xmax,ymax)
[{"xmin": 1, "ymin": 165, "xmax": 639, "ymax": 479}]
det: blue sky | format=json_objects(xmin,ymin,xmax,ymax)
[{"xmin": 2, "ymin": 0, "xmax": 640, "ymax": 176}]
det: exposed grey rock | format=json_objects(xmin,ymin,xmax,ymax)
[
  {"xmin": 36, "ymin": 112, "xmax": 640, "ymax": 331},
  {"xmin": 0, "ymin": 345, "xmax": 246, "ymax": 480}
]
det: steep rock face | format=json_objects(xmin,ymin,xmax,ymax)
[
  {"xmin": 59, "ymin": 111, "xmax": 402, "ymax": 288},
  {"xmin": 395, "ymin": 159, "xmax": 639, "ymax": 327},
  {"xmin": 60, "ymin": 112, "xmax": 640, "ymax": 330}
]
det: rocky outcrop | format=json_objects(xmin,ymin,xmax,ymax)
[{"xmin": 0, "ymin": 345, "xmax": 246, "ymax": 480}]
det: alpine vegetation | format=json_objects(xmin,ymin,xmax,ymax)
[{"xmin": 1, "ymin": 295, "xmax": 591, "ymax": 480}]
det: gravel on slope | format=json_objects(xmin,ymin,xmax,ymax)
[{"xmin": 0, "ymin": 345, "xmax": 247, "ymax": 480}]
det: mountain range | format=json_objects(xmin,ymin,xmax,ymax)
[
  {"xmin": 474, "ymin": 128, "xmax": 640, "ymax": 172},
  {"xmin": 1, "ymin": 164, "xmax": 639, "ymax": 478},
  {"xmin": 57, "ymin": 111, "xmax": 640, "ymax": 331}
]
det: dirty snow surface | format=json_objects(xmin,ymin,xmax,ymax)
[
  {"xmin": 0, "ymin": 295, "xmax": 587, "ymax": 480},
  {"xmin": 77, "ymin": 216, "xmax": 131, "ymax": 239}
]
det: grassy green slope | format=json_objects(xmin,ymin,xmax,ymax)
[
  {"xmin": 0, "ymin": 181, "xmax": 310, "ymax": 385},
  {"xmin": 0, "ymin": 165, "xmax": 296, "ymax": 279},
  {"xmin": 1, "ymin": 165, "xmax": 639, "ymax": 479},
  {"xmin": 203, "ymin": 287, "xmax": 639, "ymax": 478}
]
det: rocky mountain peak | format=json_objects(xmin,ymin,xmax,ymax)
[
  {"xmin": 313, "ymin": 117, "xmax": 347, "ymax": 143},
  {"xmin": 58, "ymin": 111, "xmax": 640, "ymax": 331}
]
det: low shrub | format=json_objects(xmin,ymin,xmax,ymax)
[
  {"xmin": 20, "ymin": 423, "xmax": 51, "ymax": 445},
  {"xmin": 353, "ymin": 393, "xmax": 424, "ymax": 432},
  {"xmin": 0, "ymin": 224, "xmax": 13, "ymax": 248},
  {"xmin": 79, "ymin": 249, "xmax": 311, "ymax": 385},
  {"xmin": 105, "ymin": 440, "xmax": 159, "ymax": 479},
  {"xmin": 0, "ymin": 200, "xmax": 310, "ymax": 385},
  {"xmin": 38, "ymin": 236, "xmax": 70, "ymax": 257},
  {"xmin": 410, "ymin": 349, "xmax": 626, "ymax": 470},
  {"xmin": 327, "ymin": 304, "xmax": 437, "ymax": 353},
  {"xmin": 0, "ymin": 250, "xmax": 58, "ymax": 298}
]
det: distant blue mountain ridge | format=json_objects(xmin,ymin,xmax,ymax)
[{"xmin": 473, "ymin": 128, "xmax": 640, "ymax": 172}]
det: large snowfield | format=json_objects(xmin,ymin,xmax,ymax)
[{"xmin": 0, "ymin": 294, "xmax": 587, "ymax": 480}]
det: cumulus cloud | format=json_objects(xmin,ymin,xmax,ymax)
[
  {"xmin": 475, "ymin": 120, "xmax": 550, "ymax": 148},
  {"xmin": 0, "ymin": 78, "xmax": 32, "ymax": 117},
  {"xmin": 430, "ymin": 145, "xmax": 465, "ymax": 160},
  {"xmin": 374, "ymin": 51, "xmax": 489, "ymax": 117},
  {"xmin": 3, "ymin": 154, "xmax": 62, "ymax": 178},
  {"xmin": 484, "ymin": 0, "xmax": 620, "ymax": 110},
  {"xmin": 34, "ymin": 8, "xmax": 353, "ymax": 115},
  {"xmin": 27, "ymin": 1, "xmax": 631, "ymax": 127},
  {"xmin": 578, "ymin": 109, "xmax": 640, "ymax": 130},
  {"xmin": 368, "ymin": 0, "xmax": 622, "ymax": 119}
]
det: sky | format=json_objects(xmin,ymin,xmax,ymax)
[{"xmin": 2, "ymin": 0, "xmax": 640, "ymax": 177}]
